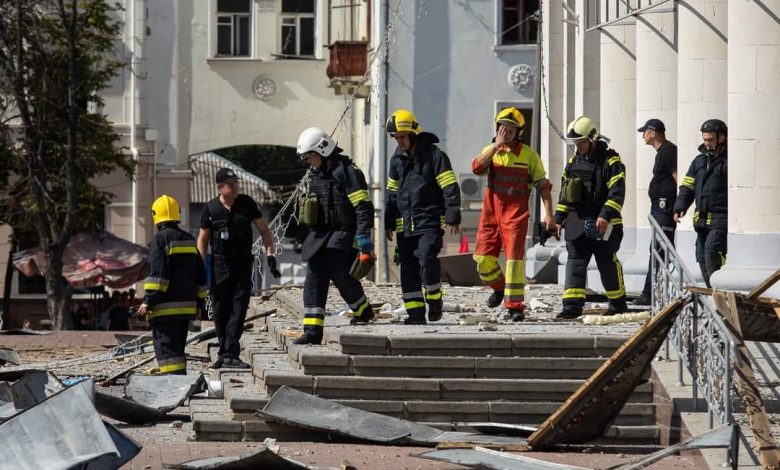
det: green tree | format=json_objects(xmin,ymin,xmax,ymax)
[{"xmin": 0, "ymin": 0, "xmax": 133, "ymax": 329}]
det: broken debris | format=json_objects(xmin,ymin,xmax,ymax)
[{"xmin": 162, "ymin": 438, "xmax": 323, "ymax": 470}]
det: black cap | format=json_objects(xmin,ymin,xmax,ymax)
[
  {"xmin": 215, "ymin": 167, "xmax": 238, "ymax": 184},
  {"xmin": 637, "ymin": 118, "xmax": 665, "ymax": 133}
]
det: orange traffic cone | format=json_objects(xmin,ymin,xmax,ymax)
[{"xmin": 459, "ymin": 234, "xmax": 469, "ymax": 254}]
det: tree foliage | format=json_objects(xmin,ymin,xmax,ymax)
[{"xmin": 0, "ymin": 0, "xmax": 133, "ymax": 329}]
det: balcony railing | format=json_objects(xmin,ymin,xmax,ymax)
[{"xmin": 326, "ymin": 40, "xmax": 369, "ymax": 79}]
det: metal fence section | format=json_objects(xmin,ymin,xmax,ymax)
[
  {"xmin": 648, "ymin": 215, "xmax": 738, "ymax": 427},
  {"xmin": 585, "ymin": 0, "xmax": 674, "ymax": 31}
]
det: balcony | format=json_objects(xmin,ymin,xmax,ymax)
[{"xmin": 326, "ymin": 40, "xmax": 369, "ymax": 79}]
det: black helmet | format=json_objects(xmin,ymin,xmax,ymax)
[{"xmin": 700, "ymin": 119, "xmax": 727, "ymax": 135}]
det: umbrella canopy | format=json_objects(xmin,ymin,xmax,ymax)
[{"xmin": 13, "ymin": 231, "xmax": 148, "ymax": 289}]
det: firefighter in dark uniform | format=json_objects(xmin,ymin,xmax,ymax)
[
  {"xmin": 138, "ymin": 195, "xmax": 207, "ymax": 375},
  {"xmin": 293, "ymin": 127, "xmax": 375, "ymax": 345},
  {"xmin": 635, "ymin": 118, "xmax": 677, "ymax": 305},
  {"xmin": 197, "ymin": 167, "xmax": 279, "ymax": 369},
  {"xmin": 385, "ymin": 109, "xmax": 461, "ymax": 325},
  {"xmin": 555, "ymin": 116, "xmax": 628, "ymax": 319},
  {"xmin": 673, "ymin": 119, "xmax": 728, "ymax": 287}
]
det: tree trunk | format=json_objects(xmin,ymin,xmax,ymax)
[
  {"xmin": 2, "ymin": 236, "xmax": 16, "ymax": 328},
  {"xmin": 44, "ymin": 248, "xmax": 73, "ymax": 330}
]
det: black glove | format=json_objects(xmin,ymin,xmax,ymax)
[{"xmin": 267, "ymin": 255, "xmax": 281, "ymax": 278}]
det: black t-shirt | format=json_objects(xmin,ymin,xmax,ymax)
[
  {"xmin": 199, "ymin": 194, "xmax": 263, "ymax": 260},
  {"xmin": 649, "ymin": 140, "xmax": 677, "ymax": 199}
]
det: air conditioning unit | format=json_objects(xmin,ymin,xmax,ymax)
[{"xmin": 458, "ymin": 174, "xmax": 486, "ymax": 204}]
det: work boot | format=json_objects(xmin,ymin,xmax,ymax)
[
  {"xmin": 292, "ymin": 335, "xmax": 322, "ymax": 345},
  {"xmin": 632, "ymin": 293, "xmax": 651, "ymax": 306},
  {"xmin": 427, "ymin": 302, "xmax": 443, "ymax": 322},
  {"xmin": 404, "ymin": 316, "xmax": 427, "ymax": 325},
  {"xmin": 209, "ymin": 357, "xmax": 224, "ymax": 369},
  {"xmin": 350, "ymin": 308, "xmax": 375, "ymax": 325},
  {"xmin": 606, "ymin": 299, "xmax": 628, "ymax": 316},
  {"xmin": 224, "ymin": 358, "xmax": 250, "ymax": 369},
  {"xmin": 487, "ymin": 290, "xmax": 504, "ymax": 308},
  {"xmin": 509, "ymin": 307, "xmax": 525, "ymax": 322},
  {"xmin": 556, "ymin": 309, "xmax": 581, "ymax": 320}
]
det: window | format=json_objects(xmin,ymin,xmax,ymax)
[
  {"xmin": 280, "ymin": 0, "xmax": 316, "ymax": 57},
  {"xmin": 216, "ymin": 0, "xmax": 251, "ymax": 57},
  {"xmin": 500, "ymin": 0, "xmax": 539, "ymax": 45}
]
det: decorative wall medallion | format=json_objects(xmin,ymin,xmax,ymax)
[
  {"xmin": 252, "ymin": 75, "xmax": 277, "ymax": 100},
  {"xmin": 508, "ymin": 64, "xmax": 534, "ymax": 92}
]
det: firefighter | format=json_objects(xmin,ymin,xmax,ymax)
[
  {"xmin": 555, "ymin": 116, "xmax": 628, "ymax": 319},
  {"xmin": 385, "ymin": 109, "xmax": 461, "ymax": 324},
  {"xmin": 472, "ymin": 107, "xmax": 555, "ymax": 321},
  {"xmin": 138, "ymin": 195, "xmax": 207, "ymax": 375},
  {"xmin": 293, "ymin": 127, "xmax": 375, "ymax": 345},
  {"xmin": 673, "ymin": 119, "xmax": 728, "ymax": 287}
]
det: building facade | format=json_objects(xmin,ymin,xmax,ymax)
[{"xmin": 539, "ymin": 0, "xmax": 780, "ymax": 294}]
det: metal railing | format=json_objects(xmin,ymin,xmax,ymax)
[{"xmin": 648, "ymin": 216, "xmax": 739, "ymax": 427}]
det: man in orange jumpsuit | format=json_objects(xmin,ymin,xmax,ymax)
[{"xmin": 472, "ymin": 108, "xmax": 556, "ymax": 321}]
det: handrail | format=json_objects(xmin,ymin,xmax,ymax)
[{"xmin": 647, "ymin": 215, "xmax": 739, "ymax": 426}]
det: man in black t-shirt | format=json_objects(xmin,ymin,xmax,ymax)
[
  {"xmin": 197, "ymin": 168, "xmax": 280, "ymax": 369},
  {"xmin": 635, "ymin": 119, "xmax": 677, "ymax": 305}
]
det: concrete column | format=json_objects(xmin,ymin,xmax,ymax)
[
  {"xmin": 676, "ymin": 0, "xmax": 727, "ymax": 226},
  {"xmin": 635, "ymin": 9, "xmax": 678, "ymax": 229},
  {"xmin": 574, "ymin": 0, "xmax": 600, "ymax": 119},
  {"xmin": 713, "ymin": 0, "xmax": 780, "ymax": 295},
  {"xmin": 728, "ymin": 0, "xmax": 780, "ymax": 234},
  {"xmin": 599, "ymin": 23, "xmax": 637, "ymax": 229},
  {"xmin": 540, "ymin": 0, "xmax": 566, "ymax": 187}
]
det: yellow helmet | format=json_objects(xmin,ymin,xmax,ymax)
[
  {"xmin": 151, "ymin": 195, "xmax": 181, "ymax": 225},
  {"xmin": 386, "ymin": 109, "xmax": 422, "ymax": 135},
  {"xmin": 565, "ymin": 116, "xmax": 599, "ymax": 142},
  {"xmin": 495, "ymin": 107, "xmax": 525, "ymax": 128}
]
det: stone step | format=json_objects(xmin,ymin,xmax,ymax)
[
  {"xmin": 257, "ymin": 372, "xmax": 654, "ymax": 403},
  {"xmin": 332, "ymin": 333, "xmax": 628, "ymax": 357},
  {"xmin": 225, "ymin": 396, "xmax": 656, "ymax": 426},
  {"xmin": 298, "ymin": 353, "xmax": 631, "ymax": 379}
]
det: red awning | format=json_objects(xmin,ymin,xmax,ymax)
[{"xmin": 13, "ymin": 231, "xmax": 148, "ymax": 289}]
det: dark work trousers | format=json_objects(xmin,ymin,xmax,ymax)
[
  {"xmin": 642, "ymin": 202, "xmax": 677, "ymax": 295},
  {"xmin": 695, "ymin": 228, "xmax": 727, "ymax": 287},
  {"xmin": 210, "ymin": 257, "xmax": 253, "ymax": 360},
  {"xmin": 150, "ymin": 316, "xmax": 191, "ymax": 375},
  {"xmin": 302, "ymin": 247, "xmax": 370, "ymax": 341},
  {"xmin": 397, "ymin": 231, "xmax": 444, "ymax": 321},
  {"xmin": 562, "ymin": 227, "xmax": 627, "ymax": 315}
]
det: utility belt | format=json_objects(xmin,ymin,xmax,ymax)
[{"xmin": 693, "ymin": 211, "xmax": 727, "ymax": 229}]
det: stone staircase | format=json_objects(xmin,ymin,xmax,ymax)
[{"xmin": 191, "ymin": 303, "xmax": 663, "ymax": 449}]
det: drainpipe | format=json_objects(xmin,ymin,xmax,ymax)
[
  {"xmin": 129, "ymin": 0, "xmax": 139, "ymax": 244},
  {"xmin": 373, "ymin": 0, "xmax": 389, "ymax": 282}
]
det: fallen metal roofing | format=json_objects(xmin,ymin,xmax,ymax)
[
  {"xmin": 162, "ymin": 438, "xmax": 320, "ymax": 470},
  {"xmin": 189, "ymin": 152, "xmax": 278, "ymax": 205},
  {"xmin": 420, "ymin": 446, "xmax": 590, "ymax": 469},
  {"xmin": 0, "ymin": 381, "xmax": 128, "ymax": 470},
  {"xmin": 0, "ymin": 349, "xmax": 20, "ymax": 366},
  {"xmin": 94, "ymin": 390, "xmax": 166, "ymax": 424},
  {"xmin": 125, "ymin": 373, "xmax": 206, "ymax": 413},
  {"xmin": 259, "ymin": 386, "xmax": 527, "ymax": 447}
]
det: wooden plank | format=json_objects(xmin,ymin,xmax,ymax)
[
  {"xmin": 685, "ymin": 285, "xmax": 713, "ymax": 296},
  {"xmin": 746, "ymin": 268, "xmax": 780, "ymax": 301},
  {"xmin": 714, "ymin": 290, "xmax": 780, "ymax": 470},
  {"xmin": 527, "ymin": 297, "xmax": 685, "ymax": 449}
]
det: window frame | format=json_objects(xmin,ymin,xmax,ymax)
[
  {"xmin": 279, "ymin": 1, "xmax": 318, "ymax": 59},
  {"xmin": 495, "ymin": 0, "xmax": 539, "ymax": 48},
  {"xmin": 212, "ymin": 0, "xmax": 254, "ymax": 59}
]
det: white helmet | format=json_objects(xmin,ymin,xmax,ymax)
[{"xmin": 297, "ymin": 127, "xmax": 337, "ymax": 159}]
